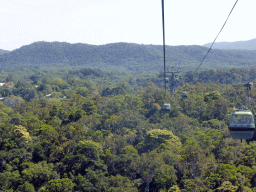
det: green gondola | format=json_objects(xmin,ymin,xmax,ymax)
[
  {"xmin": 181, "ymin": 91, "xmax": 188, "ymax": 99},
  {"xmin": 229, "ymin": 110, "xmax": 255, "ymax": 139}
]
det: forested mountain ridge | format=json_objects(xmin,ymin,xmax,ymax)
[
  {"xmin": 1, "ymin": 41, "xmax": 256, "ymax": 72},
  {"xmin": 203, "ymin": 38, "xmax": 256, "ymax": 50}
]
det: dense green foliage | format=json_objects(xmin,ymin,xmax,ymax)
[
  {"xmin": 1, "ymin": 66, "xmax": 256, "ymax": 191},
  {"xmin": 1, "ymin": 42, "xmax": 256, "ymax": 73}
]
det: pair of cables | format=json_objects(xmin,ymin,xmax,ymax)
[{"xmin": 161, "ymin": 0, "xmax": 239, "ymax": 75}]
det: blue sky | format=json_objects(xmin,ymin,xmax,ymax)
[{"xmin": 0, "ymin": 0, "xmax": 255, "ymax": 50}]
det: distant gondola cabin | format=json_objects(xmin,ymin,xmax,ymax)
[
  {"xmin": 229, "ymin": 110, "xmax": 255, "ymax": 139},
  {"xmin": 181, "ymin": 91, "xmax": 188, "ymax": 99},
  {"xmin": 162, "ymin": 103, "xmax": 171, "ymax": 113}
]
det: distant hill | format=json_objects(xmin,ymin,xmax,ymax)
[
  {"xmin": 203, "ymin": 38, "xmax": 256, "ymax": 50},
  {"xmin": 0, "ymin": 41, "xmax": 256, "ymax": 73},
  {"xmin": 0, "ymin": 49, "xmax": 9, "ymax": 55}
]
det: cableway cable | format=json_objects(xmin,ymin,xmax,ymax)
[
  {"xmin": 160, "ymin": 0, "xmax": 172, "ymax": 113},
  {"xmin": 162, "ymin": 0, "xmax": 167, "ymax": 98},
  {"xmin": 194, "ymin": 0, "xmax": 239, "ymax": 73}
]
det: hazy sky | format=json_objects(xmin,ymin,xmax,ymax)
[{"xmin": 0, "ymin": 0, "xmax": 255, "ymax": 51}]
